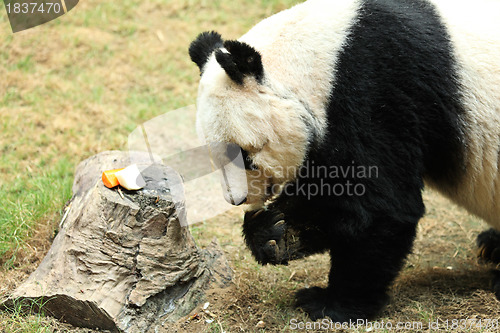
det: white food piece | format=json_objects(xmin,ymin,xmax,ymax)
[{"xmin": 115, "ymin": 164, "xmax": 146, "ymax": 190}]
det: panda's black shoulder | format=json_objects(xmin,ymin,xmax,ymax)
[{"xmin": 318, "ymin": 0, "xmax": 466, "ymax": 187}]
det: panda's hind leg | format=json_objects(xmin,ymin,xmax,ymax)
[
  {"xmin": 477, "ymin": 228, "xmax": 500, "ymax": 299},
  {"xmin": 477, "ymin": 228, "xmax": 500, "ymax": 263}
]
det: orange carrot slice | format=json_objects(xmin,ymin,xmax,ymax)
[{"xmin": 102, "ymin": 168, "xmax": 125, "ymax": 188}]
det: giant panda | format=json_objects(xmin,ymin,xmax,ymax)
[{"xmin": 189, "ymin": 0, "xmax": 500, "ymax": 321}]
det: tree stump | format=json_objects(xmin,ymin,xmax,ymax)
[{"xmin": 4, "ymin": 151, "xmax": 232, "ymax": 333}]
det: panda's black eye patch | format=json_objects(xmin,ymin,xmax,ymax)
[
  {"xmin": 216, "ymin": 143, "xmax": 258, "ymax": 171},
  {"xmin": 240, "ymin": 149, "xmax": 258, "ymax": 171},
  {"xmin": 224, "ymin": 143, "xmax": 241, "ymax": 161}
]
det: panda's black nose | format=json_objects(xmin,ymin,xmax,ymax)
[
  {"xmin": 222, "ymin": 184, "xmax": 247, "ymax": 205},
  {"xmin": 225, "ymin": 194, "xmax": 247, "ymax": 206}
]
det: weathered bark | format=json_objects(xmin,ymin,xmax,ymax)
[{"xmin": 4, "ymin": 151, "xmax": 232, "ymax": 332}]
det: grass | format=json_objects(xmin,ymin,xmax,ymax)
[
  {"xmin": 0, "ymin": 297, "xmax": 55, "ymax": 333},
  {"xmin": 1, "ymin": 0, "xmax": 499, "ymax": 332},
  {"xmin": 0, "ymin": 158, "xmax": 73, "ymax": 267}
]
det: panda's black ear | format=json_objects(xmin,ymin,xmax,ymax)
[
  {"xmin": 215, "ymin": 40, "xmax": 264, "ymax": 85},
  {"xmin": 189, "ymin": 31, "xmax": 224, "ymax": 72}
]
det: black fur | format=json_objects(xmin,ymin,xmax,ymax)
[
  {"xmin": 243, "ymin": 208, "xmax": 287, "ymax": 265},
  {"xmin": 477, "ymin": 228, "xmax": 500, "ymax": 263},
  {"xmin": 477, "ymin": 229, "xmax": 500, "ymax": 300},
  {"xmin": 240, "ymin": 149, "xmax": 258, "ymax": 170},
  {"xmin": 189, "ymin": 31, "xmax": 224, "ymax": 72},
  {"xmin": 242, "ymin": 0, "xmax": 468, "ymax": 321},
  {"xmin": 215, "ymin": 40, "xmax": 264, "ymax": 85},
  {"xmin": 493, "ymin": 270, "xmax": 500, "ymax": 300},
  {"xmin": 244, "ymin": 208, "xmax": 325, "ymax": 265}
]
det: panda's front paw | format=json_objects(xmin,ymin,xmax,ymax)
[
  {"xmin": 477, "ymin": 229, "xmax": 500, "ymax": 300},
  {"xmin": 243, "ymin": 208, "xmax": 287, "ymax": 265}
]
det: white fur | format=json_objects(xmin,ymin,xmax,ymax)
[
  {"xmin": 238, "ymin": 0, "xmax": 361, "ymax": 133},
  {"xmin": 196, "ymin": 0, "xmax": 361, "ymax": 206},
  {"xmin": 427, "ymin": 0, "xmax": 500, "ymax": 229},
  {"xmin": 197, "ymin": 0, "xmax": 500, "ymax": 220}
]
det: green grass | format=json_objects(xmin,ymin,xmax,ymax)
[
  {"xmin": 1, "ymin": 298, "xmax": 54, "ymax": 333},
  {"xmin": 0, "ymin": 158, "xmax": 73, "ymax": 266}
]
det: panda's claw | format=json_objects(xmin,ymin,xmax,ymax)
[
  {"xmin": 274, "ymin": 220, "xmax": 285, "ymax": 227},
  {"xmin": 246, "ymin": 208, "xmax": 265, "ymax": 220},
  {"xmin": 478, "ymin": 246, "xmax": 485, "ymax": 259},
  {"xmin": 266, "ymin": 240, "xmax": 281, "ymax": 261},
  {"xmin": 477, "ymin": 229, "xmax": 500, "ymax": 264},
  {"xmin": 477, "ymin": 229, "xmax": 500, "ymax": 300}
]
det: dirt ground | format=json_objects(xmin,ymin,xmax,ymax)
[{"xmin": 2, "ymin": 191, "xmax": 500, "ymax": 332}]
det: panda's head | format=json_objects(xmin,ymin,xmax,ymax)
[{"xmin": 189, "ymin": 31, "xmax": 315, "ymax": 208}]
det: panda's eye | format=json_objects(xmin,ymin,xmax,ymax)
[
  {"xmin": 224, "ymin": 143, "xmax": 241, "ymax": 161},
  {"xmin": 220, "ymin": 144, "xmax": 258, "ymax": 171},
  {"xmin": 240, "ymin": 149, "xmax": 258, "ymax": 171}
]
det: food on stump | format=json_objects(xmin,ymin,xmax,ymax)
[
  {"xmin": 101, "ymin": 168, "xmax": 125, "ymax": 188},
  {"xmin": 102, "ymin": 164, "xmax": 146, "ymax": 190},
  {"xmin": 114, "ymin": 164, "xmax": 146, "ymax": 190}
]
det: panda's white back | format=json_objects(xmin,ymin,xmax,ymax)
[{"xmin": 427, "ymin": 0, "xmax": 500, "ymax": 228}]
